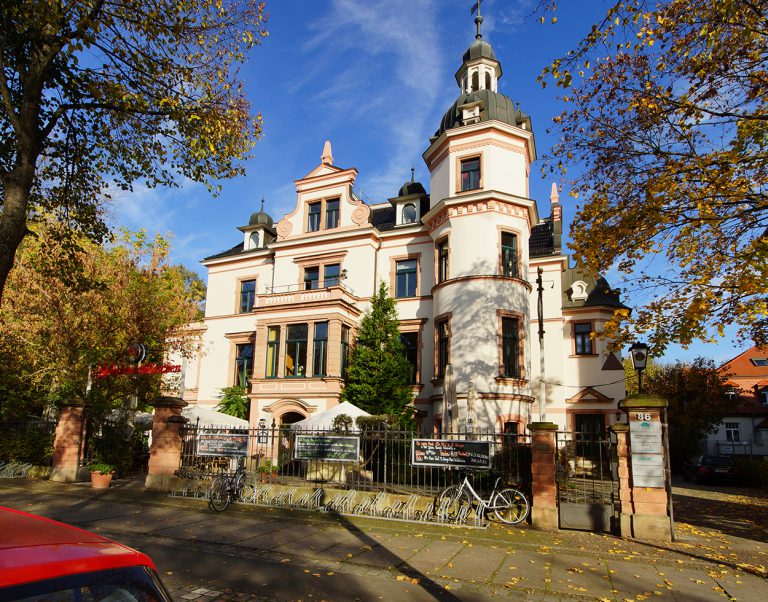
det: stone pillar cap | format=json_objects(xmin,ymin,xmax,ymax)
[
  {"xmin": 619, "ymin": 394, "xmax": 668, "ymax": 409},
  {"xmin": 60, "ymin": 395, "xmax": 86, "ymax": 408},
  {"xmin": 610, "ymin": 423, "xmax": 629, "ymax": 433},
  {"xmin": 527, "ymin": 422, "xmax": 558, "ymax": 431},
  {"xmin": 149, "ymin": 395, "xmax": 188, "ymax": 409}
]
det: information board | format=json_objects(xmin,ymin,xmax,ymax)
[
  {"xmin": 196, "ymin": 430, "xmax": 248, "ymax": 457},
  {"xmin": 411, "ymin": 439, "xmax": 492, "ymax": 469},
  {"xmin": 294, "ymin": 435, "xmax": 360, "ymax": 462}
]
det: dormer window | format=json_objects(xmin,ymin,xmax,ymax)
[{"xmin": 402, "ymin": 203, "xmax": 417, "ymax": 224}]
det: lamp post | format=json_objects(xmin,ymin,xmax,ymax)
[{"xmin": 629, "ymin": 342, "xmax": 649, "ymax": 393}]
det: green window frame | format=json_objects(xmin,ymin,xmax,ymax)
[
  {"xmin": 341, "ymin": 325, "xmax": 351, "ymax": 379},
  {"xmin": 436, "ymin": 320, "xmax": 449, "ymax": 378},
  {"xmin": 501, "ymin": 317, "xmax": 519, "ymax": 378},
  {"xmin": 437, "ymin": 240, "xmax": 448, "ymax": 284},
  {"xmin": 285, "ymin": 324, "xmax": 308, "ymax": 377},
  {"xmin": 234, "ymin": 343, "xmax": 253, "ymax": 387},
  {"xmin": 400, "ymin": 332, "xmax": 418, "ymax": 384},
  {"xmin": 312, "ymin": 322, "xmax": 328, "ymax": 376},
  {"xmin": 501, "ymin": 232, "xmax": 518, "ymax": 278},
  {"xmin": 265, "ymin": 326, "xmax": 280, "ymax": 378}
]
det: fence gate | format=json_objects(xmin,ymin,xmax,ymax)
[{"xmin": 556, "ymin": 430, "xmax": 617, "ymax": 532}]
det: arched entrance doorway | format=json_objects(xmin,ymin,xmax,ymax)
[{"xmin": 280, "ymin": 411, "xmax": 305, "ymax": 426}]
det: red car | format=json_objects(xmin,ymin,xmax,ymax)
[{"xmin": 0, "ymin": 506, "xmax": 172, "ymax": 601}]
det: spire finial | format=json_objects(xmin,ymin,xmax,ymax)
[
  {"xmin": 471, "ymin": 0, "xmax": 484, "ymax": 39},
  {"xmin": 260, "ymin": 197, "xmax": 265, "ymax": 212},
  {"xmin": 410, "ymin": 166, "xmax": 415, "ymax": 183},
  {"xmin": 321, "ymin": 140, "xmax": 333, "ymax": 165}
]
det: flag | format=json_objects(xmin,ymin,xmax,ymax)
[{"xmin": 471, "ymin": 0, "xmax": 482, "ymax": 15}]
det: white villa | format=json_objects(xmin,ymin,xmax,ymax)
[{"xmin": 182, "ymin": 18, "xmax": 627, "ymax": 437}]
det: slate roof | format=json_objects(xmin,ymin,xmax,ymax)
[
  {"xmin": 203, "ymin": 242, "xmax": 245, "ymax": 261},
  {"xmin": 529, "ymin": 221, "xmax": 554, "ymax": 257},
  {"xmin": 370, "ymin": 206, "xmax": 396, "ymax": 230},
  {"xmin": 434, "ymin": 88, "xmax": 532, "ymax": 139}
]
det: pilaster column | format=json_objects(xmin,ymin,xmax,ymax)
[
  {"xmin": 145, "ymin": 395, "xmax": 188, "ymax": 491},
  {"xmin": 527, "ymin": 422, "xmax": 558, "ymax": 530},
  {"xmin": 51, "ymin": 397, "xmax": 87, "ymax": 483},
  {"xmin": 619, "ymin": 394, "xmax": 672, "ymax": 541}
]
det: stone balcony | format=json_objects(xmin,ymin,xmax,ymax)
[{"xmin": 254, "ymin": 284, "xmax": 359, "ymax": 311}]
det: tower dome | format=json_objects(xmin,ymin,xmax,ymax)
[
  {"xmin": 462, "ymin": 38, "xmax": 496, "ymax": 63},
  {"xmin": 249, "ymin": 199, "xmax": 273, "ymax": 228},
  {"xmin": 398, "ymin": 175, "xmax": 426, "ymax": 197}
]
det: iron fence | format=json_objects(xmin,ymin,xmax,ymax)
[
  {"xmin": 179, "ymin": 423, "xmax": 531, "ymax": 497},
  {"xmin": 556, "ymin": 430, "xmax": 617, "ymax": 505},
  {"xmin": 0, "ymin": 419, "xmax": 56, "ymax": 465},
  {"xmin": 83, "ymin": 416, "xmax": 151, "ymax": 476}
]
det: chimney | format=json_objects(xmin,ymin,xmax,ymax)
[{"xmin": 550, "ymin": 183, "xmax": 562, "ymax": 252}]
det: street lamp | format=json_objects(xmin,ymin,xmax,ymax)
[{"xmin": 629, "ymin": 342, "xmax": 650, "ymax": 394}]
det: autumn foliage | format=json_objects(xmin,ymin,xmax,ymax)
[
  {"xmin": 0, "ymin": 222, "xmax": 204, "ymax": 418},
  {"xmin": 540, "ymin": 0, "xmax": 768, "ymax": 352},
  {"xmin": 0, "ymin": 1, "xmax": 268, "ymax": 301}
]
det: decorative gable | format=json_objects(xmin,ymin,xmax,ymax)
[{"xmin": 566, "ymin": 387, "xmax": 614, "ymax": 404}]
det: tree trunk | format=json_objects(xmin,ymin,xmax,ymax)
[{"xmin": 0, "ymin": 168, "xmax": 35, "ymax": 304}]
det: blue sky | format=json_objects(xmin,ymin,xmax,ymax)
[{"xmin": 106, "ymin": 0, "xmax": 749, "ymax": 366}]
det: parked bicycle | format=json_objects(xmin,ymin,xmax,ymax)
[
  {"xmin": 437, "ymin": 473, "xmax": 529, "ymax": 524},
  {"xmin": 208, "ymin": 458, "xmax": 248, "ymax": 512}
]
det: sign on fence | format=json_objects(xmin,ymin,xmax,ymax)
[
  {"xmin": 294, "ymin": 435, "xmax": 360, "ymax": 462},
  {"xmin": 196, "ymin": 430, "xmax": 249, "ymax": 457},
  {"xmin": 411, "ymin": 439, "xmax": 492, "ymax": 469}
]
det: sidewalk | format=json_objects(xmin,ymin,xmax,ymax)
[{"xmin": 1, "ymin": 478, "xmax": 765, "ymax": 601}]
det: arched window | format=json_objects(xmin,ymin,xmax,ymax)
[
  {"xmin": 471, "ymin": 71, "xmax": 479, "ymax": 92},
  {"xmin": 249, "ymin": 231, "xmax": 260, "ymax": 249},
  {"xmin": 485, "ymin": 72, "xmax": 492, "ymax": 90},
  {"xmin": 402, "ymin": 203, "xmax": 417, "ymax": 224}
]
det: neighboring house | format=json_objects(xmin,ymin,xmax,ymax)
[
  {"xmin": 705, "ymin": 346, "xmax": 768, "ymax": 457},
  {"xmin": 183, "ymin": 20, "xmax": 628, "ymax": 435}
]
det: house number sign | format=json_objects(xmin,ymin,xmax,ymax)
[{"xmin": 629, "ymin": 412, "xmax": 665, "ymax": 487}]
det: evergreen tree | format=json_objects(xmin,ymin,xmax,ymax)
[{"xmin": 341, "ymin": 282, "xmax": 413, "ymax": 418}]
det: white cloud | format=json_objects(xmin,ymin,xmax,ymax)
[{"xmin": 290, "ymin": 0, "xmax": 444, "ymax": 200}]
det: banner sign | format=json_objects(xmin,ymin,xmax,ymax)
[
  {"xmin": 94, "ymin": 364, "xmax": 181, "ymax": 378},
  {"xmin": 294, "ymin": 435, "xmax": 360, "ymax": 462},
  {"xmin": 411, "ymin": 439, "xmax": 492, "ymax": 469},
  {"xmin": 196, "ymin": 430, "xmax": 248, "ymax": 457}
]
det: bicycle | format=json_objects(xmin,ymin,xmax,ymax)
[
  {"xmin": 208, "ymin": 458, "xmax": 248, "ymax": 512},
  {"xmin": 437, "ymin": 473, "xmax": 529, "ymax": 525}
]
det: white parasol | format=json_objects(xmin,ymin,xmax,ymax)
[{"xmin": 466, "ymin": 381, "xmax": 477, "ymax": 435}]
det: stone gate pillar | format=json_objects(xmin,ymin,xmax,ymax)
[
  {"xmin": 610, "ymin": 423, "xmax": 632, "ymax": 537},
  {"xmin": 145, "ymin": 395, "xmax": 187, "ymax": 491},
  {"xmin": 619, "ymin": 394, "xmax": 672, "ymax": 541},
  {"xmin": 51, "ymin": 397, "xmax": 87, "ymax": 483},
  {"xmin": 527, "ymin": 422, "xmax": 559, "ymax": 530}
]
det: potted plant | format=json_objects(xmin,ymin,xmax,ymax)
[
  {"xmin": 257, "ymin": 459, "xmax": 278, "ymax": 483},
  {"xmin": 88, "ymin": 462, "xmax": 116, "ymax": 489}
]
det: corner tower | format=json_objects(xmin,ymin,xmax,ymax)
[{"xmin": 421, "ymin": 15, "xmax": 539, "ymax": 431}]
